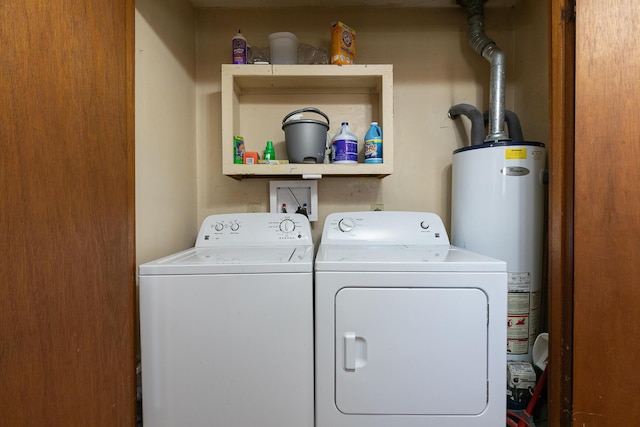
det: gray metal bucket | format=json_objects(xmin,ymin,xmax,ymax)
[{"xmin": 282, "ymin": 107, "xmax": 330, "ymax": 164}]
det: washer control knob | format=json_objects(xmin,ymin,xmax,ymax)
[
  {"xmin": 338, "ymin": 218, "xmax": 355, "ymax": 232},
  {"xmin": 214, "ymin": 222, "xmax": 224, "ymax": 231},
  {"xmin": 279, "ymin": 219, "xmax": 296, "ymax": 233},
  {"xmin": 230, "ymin": 222, "xmax": 240, "ymax": 232},
  {"xmin": 420, "ymin": 221, "xmax": 430, "ymax": 230}
]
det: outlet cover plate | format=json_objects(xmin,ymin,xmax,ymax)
[{"xmin": 269, "ymin": 180, "xmax": 318, "ymax": 222}]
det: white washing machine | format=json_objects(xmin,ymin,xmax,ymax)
[
  {"xmin": 139, "ymin": 213, "xmax": 314, "ymax": 427},
  {"xmin": 314, "ymin": 211, "xmax": 507, "ymax": 427}
]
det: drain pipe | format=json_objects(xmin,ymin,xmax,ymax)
[{"xmin": 457, "ymin": 0, "xmax": 508, "ymax": 142}]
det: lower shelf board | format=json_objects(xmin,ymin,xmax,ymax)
[{"xmin": 223, "ymin": 163, "xmax": 392, "ymax": 179}]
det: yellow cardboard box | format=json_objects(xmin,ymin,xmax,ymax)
[{"xmin": 331, "ymin": 21, "xmax": 356, "ymax": 65}]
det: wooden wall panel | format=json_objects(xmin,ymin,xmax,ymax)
[
  {"xmin": 548, "ymin": 0, "xmax": 575, "ymax": 424},
  {"xmin": 573, "ymin": 0, "xmax": 640, "ymax": 424},
  {"xmin": 0, "ymin": 0, "xmax": 136, "ymax": 425}
]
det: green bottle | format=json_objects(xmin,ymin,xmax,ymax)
[{"xmin": 263, "ymin": 141, "xmax": 276, "ymax": 161}]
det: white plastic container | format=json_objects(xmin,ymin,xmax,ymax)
[
  {"xmin": 331, "ymin": 122, "xmax": 358, "ymax": 164},
  {"xmin": 269, "ymin": 32, "xmax": 298, "ymax": 64}
]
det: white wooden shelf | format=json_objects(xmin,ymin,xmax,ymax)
[{"xmin": 221, "ymin": 64, "xmax": 393, "ymax": 179}]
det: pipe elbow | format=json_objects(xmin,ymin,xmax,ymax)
[
  {"xmin": 504, "ymin": 110, "xmax": 524, "ymax": 141},
  {"xmin": 466, "ymin": 15, "xmax": 494, "ymax": 55},
  {"xmin": 448, "ymin": 103, "xmax": 480, "ymax": 119},
  {"xmin": 483, "ymin": 110, "xmax": 525, "ymax": 142},
  {"xmin": 459, "ymin": 0, "xmax": 507, "ymax": 142},
  {"xmin": 483, "ymin": 43, "xmax": 505, "ymax": 66},
  {"xmin": 448, "ymin": 103, "xmax": 485, "ymax": 146}
]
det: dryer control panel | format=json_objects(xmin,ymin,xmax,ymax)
[
  {"xmin": 321, "ymin": 211, "xmax": 450, "ymax": 245},
  {"xmin": 195, "ymin": 213, "xmax": 312, "ymax": 246}
]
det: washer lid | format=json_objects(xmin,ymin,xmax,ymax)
[
  {"xmin": 139, "ymin": 245, "xmax": 313, "ymax": 275},
  {"xmin": 314, "ymin": 244, "xmax": 505, "ymax": 272}
]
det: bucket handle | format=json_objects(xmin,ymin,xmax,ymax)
[{"xmin": 282, "ymin": 107, "xmax": 330, "ymax": 127}]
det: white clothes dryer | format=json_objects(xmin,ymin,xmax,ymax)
[
  {"xmin": 139, "ymin": 213, "xmax": 314, "ymax": 427},
  {"xmin": 314, "ymin": 211, "xmax": 507, "ymax": 427}
]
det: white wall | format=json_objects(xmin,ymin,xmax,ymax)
[{"xmin": 135, "ymin": 0, "xmax": 198, "ymax": 264}]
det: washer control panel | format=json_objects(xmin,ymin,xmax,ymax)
[
  {"xmin": 322, "ymin": 211, "xmax": 450, "ymax": 245},
  {"xmin": 195, "ymin": 213, "xmax": 312, "ymax": 246}
]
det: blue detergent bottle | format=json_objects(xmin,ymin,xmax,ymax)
[{"xmin": 364, "ymin": 122, "xmax": 382, "ymax": 163}]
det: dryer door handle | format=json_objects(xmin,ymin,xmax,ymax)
[
  {"xmin": 344, "ymin": 332, "xmax": 356, "ymax": 370},
  {"xmin": 343, "ymin": 332, "xmax": 367, "ymax": 371}
]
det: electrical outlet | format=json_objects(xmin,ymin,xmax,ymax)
[
  {"xmin": 269, "ymin": 180, "xmax": 318, "ymax": 221},
  {"xmin": 247, "ymin": 203, "xmax": 261, "ymax": 213},
  {"xmin": 371, "ymin": 204, "xmax": 384, "ymax": 211}
]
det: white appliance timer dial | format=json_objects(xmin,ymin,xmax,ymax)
[
  {"xmin": 420, "ymin": 221, "xmax": 430, "ymax": 230},
  {"xmin": 338, "ymin": 218, "xmax": 354, "ymax": 232},
  {"xmin": 214, "ymin": 223, "xmax": 224, "ymax": 231},
  {"xmin": 279, "ymin": 219, "xmax": 296, "ymax": 233},
  {"xmin": 230, "ymin": 222, "xmax": 240, "ymax": 232}
]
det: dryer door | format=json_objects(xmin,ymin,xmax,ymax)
[{"xmin": 335, "ymin": 287, "xmax": 488, "ymax": 415}]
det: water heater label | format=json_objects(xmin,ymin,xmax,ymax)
[
  {"xmin": 529, "ymin": 292, "xmax": 542, "ymax": 340},
  {"xmin": 531, "ymin": 149, "xmax": 544, "ymax": 160},
  {"xmin": 505, "ymin": 148, "xmax": 527, "ymax": 160},
  {"xmin": 507, "ymin": 315, "xmax": 529, "ymax": 339},
  {"xmin": 507, "ymin": 271, "xmax": 534, "ymax": 355},
  {"xmin": 508, "ymin": 292, "xmax": 530, "ymax": 315},
  {"xmin": 508, "ymin": 272, "xmax": 531, "ymax": 292},
  {"xmin": 507, "ymin": 339, "xmax": 529, "ymax": 355}
]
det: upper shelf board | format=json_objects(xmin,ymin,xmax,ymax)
[{"xmin": 192, "ymin": 0, "xmax": 516, "ymax": 8}]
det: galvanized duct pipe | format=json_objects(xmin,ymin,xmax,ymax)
[{"xmin": 457, "ymin": 0, "xmax": 508, "ymax": 142}]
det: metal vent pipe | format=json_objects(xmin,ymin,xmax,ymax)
[{"xmin": 457, "ymin": 0, "xmax": 508, "ymax": 142}]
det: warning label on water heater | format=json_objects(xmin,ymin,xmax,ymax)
[
  {"xmin": 507, "ymin": 272, "xmax": 533, "ymax": 354},
  {"xmin": 507, "ymin": 339, "xmax": 530, "ymax": 355},
  {"xmin": 507, "ymin": 315, "xmax": 530, "ymax": 355},
  {"xmin": 508, "ymin": 292, "xmax": 530, "ymax": 315},
  {"xmin": 505, "ymin": 148, "xmax": 527, "ymax": 160},
  {"xmin": 508, "ymin": 272, "xmax": 531, "ymax": 292},
  {"xmin": 508, "ymin": 315, "xmax": 529, "ymax": 338}
]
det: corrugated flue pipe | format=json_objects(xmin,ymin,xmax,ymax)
[{"xmin": 457, "ymin": 0, "xmax": 508, "ymax": 142}]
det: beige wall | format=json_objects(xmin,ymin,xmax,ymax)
[
  {"xmin": 513, "ymin": 0, "xmax": 549, "ymax": 144},
  {"xmin": 135, "ymin": 0, "xmax": 548, "ymax": 254},
  {"xmin": 135, "ymin": 0, "xmax": 198, "ymax": 264}
]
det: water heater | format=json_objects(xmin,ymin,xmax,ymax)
[{"xmin": 451, "ymin": 141, "xmax": 546, "ymax": 362}]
